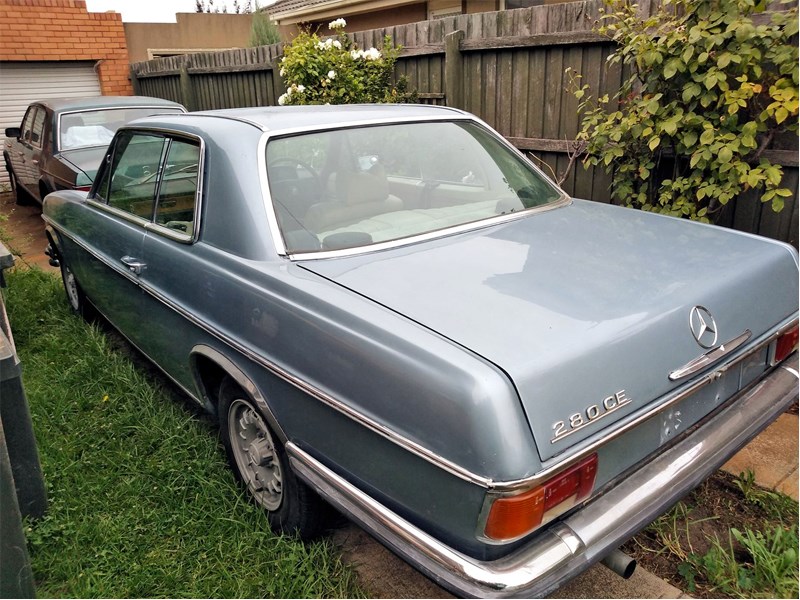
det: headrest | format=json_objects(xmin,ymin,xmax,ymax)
[{"xmin": 336, "ymin": 164, "xmax": 389, "ymax": 205}]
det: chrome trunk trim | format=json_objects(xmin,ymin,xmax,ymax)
[
  {"xmin": 669, "ymin": 330, "xmax": 752, "ymax": 380},
  {"xmin": 288, "ymin": 353, "xmax": 798, "ymax": 598}
]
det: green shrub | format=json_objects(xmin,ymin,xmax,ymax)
[
  {"xmin": 278, "ymin": 18, "xmax": 415, "ymax": 105},
  {"xmin": 571, "ymin": 0, "xmax": 798, "ymax": 221}
]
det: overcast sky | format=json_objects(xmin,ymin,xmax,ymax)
[{"xmin": 84, "ymin": 0, "xmax": 275, "ymax": 23}]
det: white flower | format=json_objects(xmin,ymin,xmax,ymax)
[
  {"xmin": 280, "ymin": 67, "xmax": 286, "ymax": 76},
  {"xmin": 278, "ymin": 93, "xmax": 287, "ymax": 105},
  {"xmin": 296, "ymin": 84, "xmax": 305, "ymax": 92},
  {"xmin": 316, "ymin": 38, "xmax": 341, "ymax": 51},
  {"xmin": 327, "ymin": 70, "xmax": 336, "ymax": 79},
  {"xmin": 350, "ymin": 47, "xmax": 381, "ymax": 61},
  {"xmin": 329, "ymin": 18, "xmax": 346, "ymax": 29}
]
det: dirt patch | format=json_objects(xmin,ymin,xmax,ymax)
[{"xmin": 624, "ymin": 471, "xmax": 798, "ymax": 598}]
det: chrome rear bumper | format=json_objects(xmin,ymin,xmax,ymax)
[{"xmin": 287, "ymin": 354, "xmax": 798, "ymax": 598}]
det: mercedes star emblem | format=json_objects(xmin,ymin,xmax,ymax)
[{"xmin": 689, "ymin": 305, "xmax": 718, "ymax": 349}]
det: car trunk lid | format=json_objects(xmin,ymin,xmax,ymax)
[
  {"xmin": 300, "ymin": 200, "xmax": 799, "ymax": 461},
  {"xmin": 57, "ymin": 146, "xmax": 106, "ymax": 184}
]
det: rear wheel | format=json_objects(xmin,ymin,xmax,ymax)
[{"xmin": 219, "ymin": 378, "xmax": 329, "ymax": 539}]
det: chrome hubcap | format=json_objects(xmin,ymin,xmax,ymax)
[
  {"xmin": 228, "ymin": 399, "xmax": 282, "ymax": 511},
  {"xmin": 64, "ymin": 267, "xmax": 79, "ymax": 310}
]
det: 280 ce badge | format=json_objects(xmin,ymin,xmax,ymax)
[{"xmin": 551, "ymin": 390, "xmax": 632, "ymax": 443}]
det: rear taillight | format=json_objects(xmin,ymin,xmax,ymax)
[
  {"xmin": 483, "ymin": 454, "xmax": 598, "ymax": 542},
  {"xmin": 75, "ymin": 185, "xmax": 92, "ymax": 192},
  {"xmin": 773, "ymin": 326, "xmax": 799, "ymax": 365}
]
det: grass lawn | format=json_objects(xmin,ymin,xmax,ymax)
[{"xmin": 4, "ymin": 268, "xmax": 363, "ymax": 598}]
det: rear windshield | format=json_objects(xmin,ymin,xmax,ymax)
[
  {"xmin": 59, "ymin": 107, "xmax": 184, "ymax": 150},
  {"xmin": 266, "ymin": 121, "xmax": 563, "ymax": 254}
]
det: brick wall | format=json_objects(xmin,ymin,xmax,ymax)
[{"xmin": 0, "ymin": 0, "xmax": 132, "ymax": 95}]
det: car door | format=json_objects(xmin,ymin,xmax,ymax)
[
  {"xmin": 73, "ymin": 130, "xmax": 169, "ymax": 346},
  {"xmin": 136, "ymin": 135, "xmax": 204, "ymax": 390},
  {"xmin": 9, "ymin": 106, "xmax": 40, "ymax": 194}
]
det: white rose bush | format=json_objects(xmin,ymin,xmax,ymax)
[{"xmin": 277, "ymin": 18, "xmax": 415, "ymax": 105}]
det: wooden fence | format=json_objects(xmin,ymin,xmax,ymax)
[{"xmin": 130, "ymin": 0, "xmax": 798, "ymax": 245}]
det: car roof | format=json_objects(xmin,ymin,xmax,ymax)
[
  {"xmin": 134, "ymin": 104, "xmax": 471, "ymax": 135},
  {"xmin": 33, "ymin": 96, "xmax": 186, "ymax": 113}
]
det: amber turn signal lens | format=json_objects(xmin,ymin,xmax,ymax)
[
  {"xmin": 775, "ymin": 326, "xmax": 799, "ymax": 364},
  {"xmin": 484, "ymin": 454, "xmax": 598, "ymax": 542}
]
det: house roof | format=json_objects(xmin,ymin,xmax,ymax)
[{"xmin": 268, "ymin": 0, "xmax": 420, "ymax": 25}]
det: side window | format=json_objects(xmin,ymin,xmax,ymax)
[
  {"xmin": 102, "ymin": 131, "xmax": 168, "ymax": 220},
  {"xmin": 30, "ymin": 108, "xmax": 46, "ymax": 147},
  {"xmin": 20, "ymin": 107, "xmax": 37, "ymax": 143},
  {"xmin": 154, "ymin": 139, "xmax": 200, "ymax": 237}
]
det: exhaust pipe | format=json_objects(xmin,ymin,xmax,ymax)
[{"xmin": 600, "ymin": 548, "xmax": 637, "ymax": 579}]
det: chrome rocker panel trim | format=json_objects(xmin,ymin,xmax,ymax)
[{"xmin": 288, "ymin": 354, "xmax": 799, "ymax": 599}]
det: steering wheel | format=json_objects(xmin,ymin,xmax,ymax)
[{"xmin": 268, "ymin": 157, "xmax": 321, "ymax": 187}]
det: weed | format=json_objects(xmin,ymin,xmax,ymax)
[
  {"xmin": 683, "ymin": 526, "xmax": 799, "ymax": 598},
  {"xmin": 735, "ymin": 470, "xmax": 798, "ymax": 520}
]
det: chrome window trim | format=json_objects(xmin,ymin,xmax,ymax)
[
  {"xmin": 258, "ymin": 116, "xmax": 569, "ymax": 260},
  {"xmin": 45, "ymin": 210, "xmax": 800, "ymax": 494},
  {"xmin": 56, "ymin": 106, "xmax": 187, "ymax": 152},
  {"xmin": 86, "ymin": 198, "xmax": 151, "ymax": 229},
  {"xmin": 87, "ymin": 128, "xmax": 205, "ymax": 245}
]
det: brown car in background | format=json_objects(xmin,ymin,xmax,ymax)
[{"xmin": 3, "ymin": 96, "xmax": 185, "ymax": 205}]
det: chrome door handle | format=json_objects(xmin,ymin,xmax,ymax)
[{"xmin": 120, "ymin": 256, "xmax": 146, "ymax": 275}]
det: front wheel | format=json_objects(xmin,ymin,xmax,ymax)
[
  {"xmin": 219, "ymin": 378, "xmax": 329, "ymax": 539},
  {"xmin": 6, "ymin": 166, "xmax": 31, "ymax": 206},
  {"xmin": 60, "ymin": 260, "xmax": 89, "ymax": 318}
]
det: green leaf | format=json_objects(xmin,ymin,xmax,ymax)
[
  {"xmin": 648, "ymin": 136, "xmax": 661, "ymax": 151},
  {"xmin": 775, "ymin": 106, "xmax": 789, "ymax": 123},
  {"xmin": 718, "ymin": 146, "xmax": 733, "ymax": 163},
  {"xmin": 700, "ymin": 129, "xmax": 715, "ymax": 144}
]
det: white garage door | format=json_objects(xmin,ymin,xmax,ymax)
[{"xmin": 0, "ymin": 61, "xmax": 101, "ymax": 186}]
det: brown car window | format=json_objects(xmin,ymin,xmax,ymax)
[
  {"xmin": 30, "ymin": 108, "xmax": 46, "ymax": 148},
  {"xmin": 20, "ymin": 107, "xmax": 38, "ymax": 143}
]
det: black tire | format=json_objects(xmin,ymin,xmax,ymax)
[
  {"xmin": 5, "ymin": 163, "xmax": 31, "ymax": 206},
  {"xmin": 60, "ymin": 259, "xmax": 89, "ymax": 318},
  {"xmin": 219, "ymin": 377, "xmax": 329, "ymax": 539}
]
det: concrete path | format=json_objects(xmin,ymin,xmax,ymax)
[
  {"xmin": 721, "ymin": 413, "xmax": 798, "ymax": 500},
  {"xmin": 1, "ymin": 191, "xmax": 796, "ymax": 598}
]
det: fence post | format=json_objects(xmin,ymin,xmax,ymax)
[
  {"xmin": 179, "ymin": 56, "xmax": 197, "ymax": 112},
  {"xmin": 444, "ymin": 30, "xmax": 465, "ymax": 110},
  {"xmin": 129, "ymin": 66, "xmax": 142, "ymax": 96}
]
